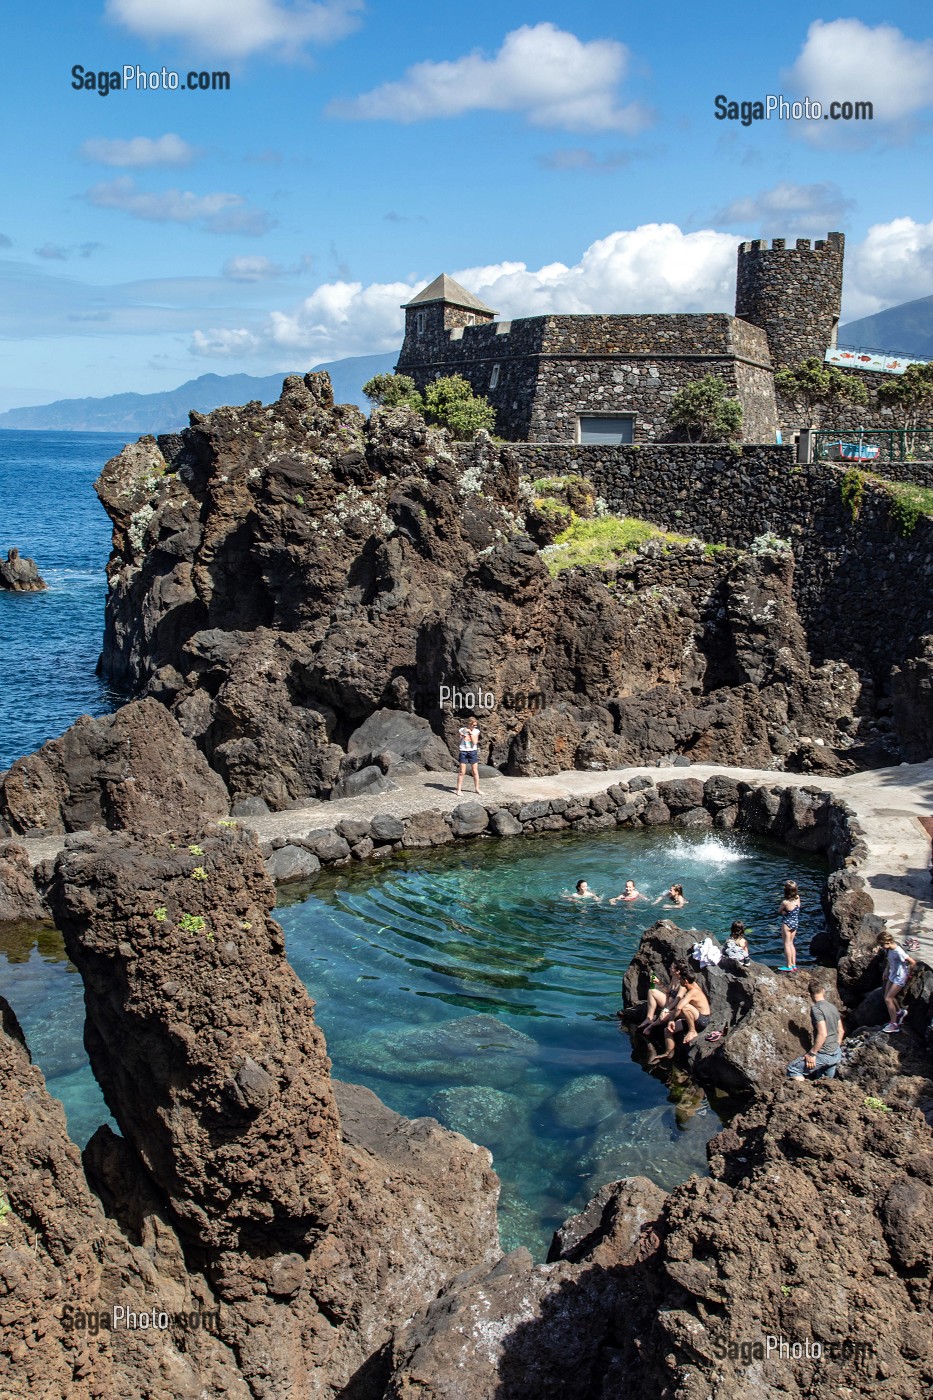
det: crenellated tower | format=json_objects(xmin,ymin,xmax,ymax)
[{"xmin": 735, "ymin": 232, "xmax": 844, "ymax": 371}]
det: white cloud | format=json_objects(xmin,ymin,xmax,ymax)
[
  {"xmin": 786, "ymin": 20, "xmax": 933, "ymax": 132},
  {"xmin": 329, "ymin": 23, "xmax": 650, "ymax": 133},
  {"xmin": 190, "ymin": 224, "xmax": 737, "ymax": 361},
  {"xmin": 107, "ymin": 0, "xmax": 363, "ymax": 58},
  {"xmin": 843, "ymin": 217, "xmax": 933, "ymax": 319},
  {"xmin": 80, "ymin": 134, "xmax": 199, "ymax": 168},
  {"xmin": 714, "ymin": 182, "xmax": 853, "ymax": 234},
  {"xmin": 85, "ymin": 177, "xmax": 274, "ymax": 236},
  {"xmin": 223, "ymin": 255, "xmax": 284, "ymax": 281},
  {"xmin": 191, "ymin": 328, "xmax": 262, "ymax": 355}
]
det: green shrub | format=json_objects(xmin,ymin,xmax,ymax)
[
  {"xmin": 362, "ymin": 372, "xmax": 424, "ymax": 412},
  {"xmin": 424, "ymin": 375, "xmax": 497, "ymax": 440},
  {"xmin": 840, "ymin": 468, "xmax": 864, "ymax": 521},
  {"xmin": 178, "ymin": 913, "xmax": 206, "ymax": 934},
  {"xmin": 670, "ymin": 376, "xmax": 743, "ymax": 443},
  {"xmin": 528, "ymin": 497, "xmax": 573, "ymax": 543},
  {"xmin": 542, "ymin": 515, "xmax": 694, "ymax": 574}
]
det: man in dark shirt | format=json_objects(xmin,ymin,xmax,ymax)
[{"xmin": 787, "ymin": 977, "xmax": 844, "ymax": 1079}]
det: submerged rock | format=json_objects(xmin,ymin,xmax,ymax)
[
  {"xmin": 0, "ymin": 546, "xmax": 46, "ymax": 591},
  {"xmin": 342, "ymin": 1013, "xmax": 538, "ymax": 1088}
]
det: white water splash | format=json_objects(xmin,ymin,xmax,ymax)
[{"xmin": 668, "ymin": 834, "xmax": 747, "ymax": 867}]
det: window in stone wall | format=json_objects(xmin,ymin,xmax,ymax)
[
  {"xmin": 577, "ymin": 413, "xmax": 635, "ymax": 445},
  {"xmin": 416, "ymin": 311, "xmax": 426, "ymax": 336},
  {"xmin": 489, "ymin": 363, "xmax": 500, "ymax": 389}
]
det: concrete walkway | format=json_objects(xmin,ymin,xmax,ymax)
[
  {"xmin": 240, "ymin": 759, "xmax": 933, "ymax": 959},
  {"xmin": 22, "ymin": 760, "xmax": 933, "ymax": 958}
]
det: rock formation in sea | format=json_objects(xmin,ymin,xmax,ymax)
[
  {"xmin": 91, "ymin": 373, "xmax": 863, "ymax": 810},
  {"xmin": 39, "ymin": 823, "xmax": 499, "ymax": 1397},
  {"xmin": 0, "ymin": 546, "xmax": 46, "ymax": 591}
]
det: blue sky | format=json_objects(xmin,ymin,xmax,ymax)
[{"xmin": 2, "ymin": 0, "xmax": 933, "ymax": 409}]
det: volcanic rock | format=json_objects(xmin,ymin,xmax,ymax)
[
  {"xmin": 0, "ymin": 546, "xmax": 46, "ymax": 591},
  {"xmin": 0, "ymin": 995, "xmax": 249, "ymax": 1399},
  {"xmin": 91, "ymin": 377, "xmax": 868, "ymax": 807},
  {"xmin": 0, "ymin": 840, "xmax": 46, "ymax": 922},
  {"xmin": 622, "ymin": 920, "xmax": 844, "ymax": 1095},
  {"xmin": 45, "ymin": 825, "xmax": 500, "ymax": 1396},
  {"xmin": 0, "ymin": 699, "xmax": 229, "ymax": 836},
  {"xmin": 384, "ymin": 1083, "xmax": 933, "ymax": 1399}
]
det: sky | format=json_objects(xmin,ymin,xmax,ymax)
[{"xmin": 2, "ymin": 1, "xmax": 933, "ymax": 410}]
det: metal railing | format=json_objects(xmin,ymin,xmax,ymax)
[{"xmin": 812, "ymin": 428, "xmax": 933, "ymax": 462}]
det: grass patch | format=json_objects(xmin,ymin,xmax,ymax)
[
  {"xmin": 541, "ymin": 514, "xmax": 696, "ymax": 575},
  {"xmin": 879, "ymin": 477, "xmax": 933, "ymax": 536}
]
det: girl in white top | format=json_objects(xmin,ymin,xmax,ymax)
[
  {"xmin": 455, "ymin": 716, "xmax": 481, "ymax": 795},
  {"xmin": 878, "ymin": 930, "xmax": 916, "ymax": 1032}
]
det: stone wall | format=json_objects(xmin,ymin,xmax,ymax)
[
  {"xmin": 735, "ymin": 233, "xmax": 844, "ymax": 370},
  {"xmin": 474, "ymin": 440, "xmax": 933, "ymax": 680},
  {"xmin": 397, "ymin": 313, "xmax": 778, "ymax": 445}
]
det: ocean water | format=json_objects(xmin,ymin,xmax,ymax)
[
  {"xmin": 0, "ymin": 430, "xmax": 127, "ymax": 768},
  {"xmin": 0, "ymin": 430, "xmax": 829, "ymax": 1256}
]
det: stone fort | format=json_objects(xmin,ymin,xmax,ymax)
[{"xmin": 396, "ymin": 233, "xmax": 846, "ymax": 446}]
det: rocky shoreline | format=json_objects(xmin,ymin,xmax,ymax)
[{"xmin": 0, "ymin": 372, "xmax": 932, "ymax": 1395}]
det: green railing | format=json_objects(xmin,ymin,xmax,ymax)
[{"xmin": 813, "ymin": 428, "xmax": 933, "ymax": 462}]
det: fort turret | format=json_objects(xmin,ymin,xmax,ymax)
[
  {"xmin": 398, "ymin": 274, "xmax": 497, "ymax": 387},
  {"xmin": 735, "ymin": 232, "xmax": 844, "ymax": 371}
]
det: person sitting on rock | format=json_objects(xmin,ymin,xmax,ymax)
[
  {"xmin": 722, "ymin": 921, "xmax": 750, "ymax": 965},
  {"xmin": 455, "ymin": 715, "xmax": 481, "ymax": 796},
  {"xmin": 609, "ymin": 879, "xmax": 646, "ymax": 905},
  {"xmin": 654, "ymin": 883, "xmax": 686, "ymax": 909},
  {"xmin": 659, "ymin": 970, "xmax": 711, "ymax": 1056},
  {"xmin": 878, "ymin": 930, "xmax": 916, "ymax": 1033},
  {"xmin": 787, "ymin": 977, "xmax": 844, "ymax": 1079},
  {"xmin": 637, "ymin": 960, "xmax": 686, "ymax": 1032},
  {"xmin": 570, "ymin": 879, "xmax": 601, "ymax": 900},
  {"xmin": 778, "ymin": 880, "xmax": 801, "ymax": 972}
]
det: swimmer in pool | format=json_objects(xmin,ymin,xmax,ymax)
[
  {"xmin": 569, "ymin": 880, "xmax": 601, "ymax": 900},
  {"xmin": 609, "ymin": 879, "xmax": 646, "ymax": 905},
  {"xmin": 653, "ymin": 883, "xmax": 686, "ymax": 909}
]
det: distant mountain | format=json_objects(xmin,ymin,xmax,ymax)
[
  {"xmin": 0, "ymin": 353, "xmax": 398, "ymax": 433},
  {"xmin": 840, "ymin": 296, "xmax": 933, "ymax": 358}
]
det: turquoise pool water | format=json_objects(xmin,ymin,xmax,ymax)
[{"xmin": 1, "ymin": 825, "xmax": 826, "ymax": 1255}]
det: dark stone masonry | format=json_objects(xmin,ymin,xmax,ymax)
[
  {"xmin": 397, "ymin": 235, "xmax": 848, "ymax": 447},
  {"xmin": 463, "ymin": 437, "xmax": 933, "ymax": 683}
]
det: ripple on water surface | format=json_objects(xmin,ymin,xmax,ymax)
[
  {"xmin": 278, "ymin": 825, "xmax": 827, "ymax": 1253},
  {"xmin": 0, "ymin": 833, "xmax": 826, "ymax": 1253}
]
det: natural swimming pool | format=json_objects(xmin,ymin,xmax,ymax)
[{"xmin": 1, "ymin": 825, "xmax": 827, "ymax": 1255}]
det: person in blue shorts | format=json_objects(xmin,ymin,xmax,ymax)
[{"xmin": 455, "ymin": 715, "xmax": 481, "ymax": 796}]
